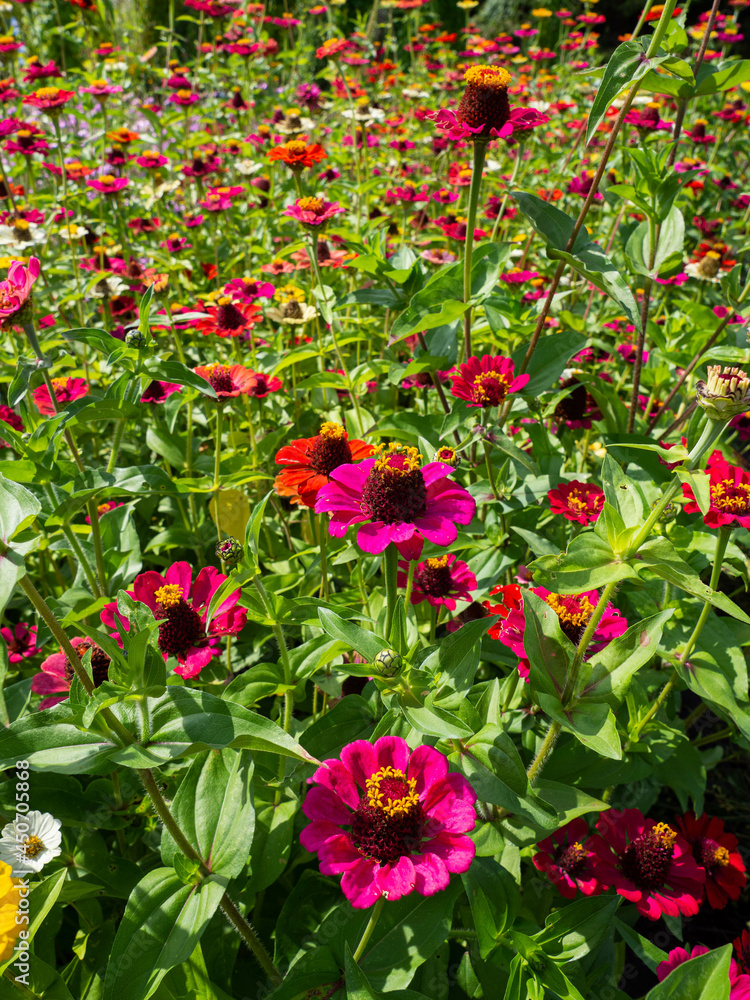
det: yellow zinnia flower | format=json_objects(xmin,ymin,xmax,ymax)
[{"xmin": 0, "ymin": 862, "xmax": 21, "ymax": 963}]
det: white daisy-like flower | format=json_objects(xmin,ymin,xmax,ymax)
[
  {"xmin": 0, "ymin": 221, "xmax": 46, "ymax": 250},
  {"xmin": 0, "ymin": 810, "xmax": 62, "ymax": 874}
]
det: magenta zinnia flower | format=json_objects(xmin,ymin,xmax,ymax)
[
  {"xmin": 588, "ymin": 809, "xmax": 705, "ymax": 920},
  {"xmin": 300, "ymin": 735, "xmax": 477, "ymax": 908},
  {"xmin": 657, "ymin": 946, "xmax": 750, "ymax": 999},
  {"xmin": 1, "ymin": 623, "xmax": 38, "ymax": 663},
  {"xmin": 0, "ymin": 255, "xmax": 39, "ymax": 324},
  {"xmin": 450, "ymin": 355, "xmax": 529, "ymax": 408},
  {"xmin": 100, "ymin": 562, "xmax": 247, "ymax": 679},
  {"xmin": 396, "ymin": 553, "xmax": 476, "ymax": 610},
  {"xmin": 533, "ymin": 817, "xmax": 603, "ymax": 899},
  {"xmin": 31, "ymin": 637, "xmax": 111, "ymax": 710},
  {"xmin": 32, "ymin": 376, "xmax": 89, "ymax": 415},
  {"xmin": 315, "ymin": 444, "xmax": 476, "ymax": 561}
]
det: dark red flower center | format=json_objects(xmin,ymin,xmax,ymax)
[
  {"xmin": 203, "ymin": 364, "xmax": 235, "ymax": 393},
  {"xmin": 456, "ymin": 65, "xmax": 511, "ymax": 135},
  {"xmin": 63, "ymin": 638, "xmax": 111, "ymax": 687},
  {"xmin": 154, "ymin": 584, "xmax": 205, "ymax": 657},
  {"xmin": 307, "ymin": 422, "xmax": 352, "ymax": 476},
  {"xmin": 695, "ymin": 836, "xmax": 731, "ymax": 874},
  {"xmin": 360, "ymin": 446, "xmax": 427, "ymax": 525},
  {"xmin": 555, "ymin": 379, "xmax": 588, "ymax": 423},
  {"xmin": 416, "ymin": 555, "xmax": 454, "ymax": 598},
  {"xmin": 350, "ymin": 765, "xmax": 424, "ymax": 863},
  {"xmin": 555, "ymin": 840, "xmax": 589, "ymax": 878},
  {"xmin": 471, "ymin": 371, "xmax": 510, "ymax": 406},
  {"xmin": 215, "ymin": 299, "xmax": 247, "ymax": 331},
  {"xmin": 619, "ymin": 823, "xmax": 677, "ymax": 890}
]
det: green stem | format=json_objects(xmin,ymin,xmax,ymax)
[
  {"xmin": 352, "ymin": 896, "xmax": 385, "ymax": 963},
  {"xmin": 526, "ymin": 720, "xmax": 562, "ymax": 785},
  {"xmin": 483, "ymin": 441, "xmax": 500, "ymax": 500},
  {"xmin": 213, "ymin": 404, "xmax": 224, "ymax": 546},
  {"xmin": 383, "ymin": 543, "xmax": 399, "ymax": 643},
  {"xmin": 561, "ymin": 580, "xmax": 618, "ymax": 706},
  {"xmin": 628, "ymin": 526, "xmax": 731, "ymax": 745},
  {"xmin": 462, "ymin": 140, "xmax": 488, "ymax": 361},
  {"xmin": 139, "ymin": 769, "xmax": 282, "ymax": 986}
]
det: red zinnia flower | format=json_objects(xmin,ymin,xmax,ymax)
[
  {"xmin": 244, "ymin": 370, "xmax": 282, "ymax": 398},
  {"xmin": 194, "ymin": 298, "xmax": 262, "ymax": 338},
  {"xmin": 481, "ymin": 584, "xmax": 523, "ymax": 640},
  {"xmin": 397, "ymin": 553, "xmax": 477, "ymax": 610},
  {"xmin": 450, "ymin": 354, "xmax": 529, "ymax": 408},
  {"xmin": 274, "ymin": 421, "xmax": 374, "ymax": 508},
  {"xmin": 588, "ymin": 809, "xmax": 705, "ymax": 920},
  {"xmin": 1, "ymin": 623, "xmax": 39, "ymax": 663},
  {"xmin": 682, "ymin": 458, "xmax": 750, "ymax": 529},
  {"xmin": 673, "ymin": 811, "xmax": 746, "ymax": 910},
  {"xmin": 533, "ymin": 817, "xmax": 603, "ymax": 899},
  {"xmin": 193, "ymin": 363, "xmax": 258, "ymax": 398},
  {"xmin": 22, "ymin": 86, "xmax": 74, "ymax": 112},
  {"xmin": 548, "ymin": 480, "xmax": 605, "ymax": 525},
  {"xmin": 268, "ymin": 139, "xmax": 327, "ymax": 171}
]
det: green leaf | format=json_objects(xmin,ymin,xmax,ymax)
[
  {"xmin": 102, "ymin": 868, "xmax": 226, "ymax": 1000},
  {"xmin": 643, "ymin": 944, "xmax": 731, "ymax": 999},
  {"xmin": 449, "ymin": 725, "xmax": 558, "ymax": 828},
  {"xmin": 344, "ymin": 945, "xmax": 430, "ymax": 1000},
  {"xmin": 676, "ymin": 468, "xmax": 710, "ymax": 516},
  {"xmin": 317, "ymin": 608, "xmax": 389, "ymax": 662},
  {"xmin": 586, "ymin": 41, "xmax": 653, "ymax": 144},
  {"xmin": 694, "ymin": 58, "xmax": 750, "ymax": 96},
  {"xmin": 160, "ymin": 749, "xmax": 255, "ymax": 879},
  {"xmin": 582, "ymin": 611, "xmax": 674, "ymax": 707},
  {"xmin": 397, "ymin": 693, "xmax": 473, "ymax": 739},
  {"xmin": 614, "ymin": 917, "xmax": 668, "ymax": 972},
  {"xmin": 523, "ymin": 590, "xmax": 573, "ymax": 699},
  {"xmin": 462, "ymin": 857, "xmax": 519, "ymax": 959},
  {"xmin": 537, "ymin": 694, "xmax": 622, "ymax": 759},
  {"xmin": 636, "ymin": 537, "xmax": 750, "ymax": 624},
  {"xmin": 244, "ymin": 490, "xmax": 272, "ymax": 574},
  {"xmin": 8, "ymin": 356, "xmax": 50, "ymax": 408},
  {"xmin": 143, "ymin": 359, "xmax": 218, "ymax": 398},
  {"xmin": 531, "ymin": 533, "xmax": 640, "ymax": 593},
  {"xmin": 533, "ymin": 893, "xmax": 620, "ymax": 961},
  {"xmin": 511, "ymin": 330, "xmax": 587, "ymax": 397},
  {"xmin": 0, "ymin": 474, "xmax": 41, "ymax": 538}
]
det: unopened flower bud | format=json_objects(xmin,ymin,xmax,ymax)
[
  {"xmin": 216, "ymin": 536, "xmax": 243, "ymax": 566},
  {"xmin": 374, "ymin": 648, "xmax": 401, "ymax": 677},
  {"xmin": 125, "ymin": 329, "xmax": 146, "ymax": 349},
  {"xmin": 653, "ymin": 499, "xmax": 678, "ymax": 523},
  {"xmin": 696, "ymin": 364, "xmax": 750, "ymax": 420}
]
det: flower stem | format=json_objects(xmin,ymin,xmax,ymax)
[
  {"xmin": 213, "ymin": 403, "xmax": 224, "ymax": 547},
  {"xmin": 383, "ymin": 543, "xmax": 399, "ymax": 643},
  {"xmin": 352, "ymin": 895, "xmax": 385, "ymax": 963},
  {"xmin": 628, "ymin": 525, "xmax": 731, "ymax": 746},
  {"xmin": 561, "ymin": 580, "xmax": 618, "ymax": 706},
  {"xmin": 462, "ymin": 139, "xmax": 488, "ymax": 361},
  {"xmin": 139, "ymin": 768, "xmax": 282, "ymax": 986},
  {"xmin": 526, "ymin": 720, "xmax": 561, "ymax": 785}
]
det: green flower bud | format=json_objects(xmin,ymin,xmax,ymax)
[
  {"xmin": 215, "ymin": 536, "xmax": 243, "ymax": 566},
  {"xmin": 374, "ymin": 648, "xmax": 401, "ymax": 677}
]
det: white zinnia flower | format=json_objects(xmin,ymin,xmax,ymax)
[{"xmin": 0, "ymin": 810, "xmax": 62, "ymax": 874}]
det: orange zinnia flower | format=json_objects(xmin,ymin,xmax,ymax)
[
  {"xmin": 268, "ymin": 139, "xmax": 327, "ymax": 171},
  {"xmin": 274, "ymin": 422, "xmax": 374, "ymax": 508}
]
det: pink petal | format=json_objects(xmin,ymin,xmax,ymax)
[
  {"xmin": 408, "ymin": 744, "xmax": 448, "ymax": 798},
  {"xmin": 341, "ymin": 859, "xmax": 382, "ymax": 909},
  {"xmin": 412, "ymin": 851, "xmax": 450, "ymax": 896},
  {"xmin": 421, "ymin": 462, "xmax": 452, "ymax": 487},
  {"xmin": 302, "ymin": 785, "xmax": 353, "ymax": 825},
  {"xmin": 356, "ymin": 522, "xmax": 393, "ymax": 554},
  {"xmin": 424, "ymin": 831, "xmax": 476, "ymax": 874},
  {"xmin": 314, "ymin": 759, "xmax": 360, "ymax": 810},
  {"xmin": 374, "ymin": 736, "xmax": 410, "ymax": 774},
  {"xmin": 165, "ymin": 561, "xmax": 194, "ymax": 598},
  {"xmin": 376, "ymin": 855, "xmax": 416, "ymax": 901},
  {"xmin": 340, "ymin": 740, "xmax": 378, "ymax": 789},
  {"xmin": 299, "ymin": 820, "xmax": 344, "ymax": 853}
]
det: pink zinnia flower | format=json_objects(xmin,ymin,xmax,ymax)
[
  {"xmin": 22, "ymin": 86, "xmax": 74, "ymax": 111},
  {"xmin": 657, "ymin": 946, "xmax": 750, "ymax": 998},
  {"xmin": 300, "ymin": 735, "xmax": 477, "ymax": 908},
  {"xmin": 80, "ymin": 80, "xmax": 123, "ymax": 99},
  {"xmin": 450, "ymin": 355, "xmax": 529, "ymax": 408},
  {"xmin": 100, "ymin": 562, "xmax": 247, "ymax": 679},
  {"xmin": 32, "ymin": 376, "xmax": 88, "ymax": 415},
  {"xmin": 1, "ymin": 623, "xmax": 38, "ymax": 663},
  {"xmin": 169, "ymin": 89, "xmax": 201, "ymax": 106},
  {"xmin": 315, "ymin": 444, "xmax": 476, "ymax": 561},
  {"xmin": 87, "ymin": 174, "xmax": 129, "ymax": 194},
  {"xmin": 222, "ymin": 277, "xmax": 275, "ymax": 303},
  {"xmin": 548, "ymin": 480, "xmax": 605, "ymax": 525},
  {"xmin": 682, "ymin": 458, "xmax": 750, "ymax": 529},
  {"xmin": 31, "ymin": 637, "xmax": 111, "ymax": 710},
  {"xmin": 0, "ymin": 255, "xmax": 39, "ymax": 325},
  {"xmin": 397, "ymin": 553, "xmax": 476, "ymax": 610},
  {"xmin": 533, "ymin": 817, "xmax": 603, "ymax": 899},
  {"xmin": 85, "ymin": 500, "xmax": 124, "ymax": 523},
  {"xmin": 588, "ymin": 809, "xmax": 705, "ymax": 920},
  {"xmin": 0, "ymin": 404, "xmax": 22, "ymax": 445},
  {"xmin": 283, "ymin": 196, "xmax": 343, "ymax": 228},
  {"xmin": 136, "ymin": 150, "xmax": 169, "ymax": 169}
]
